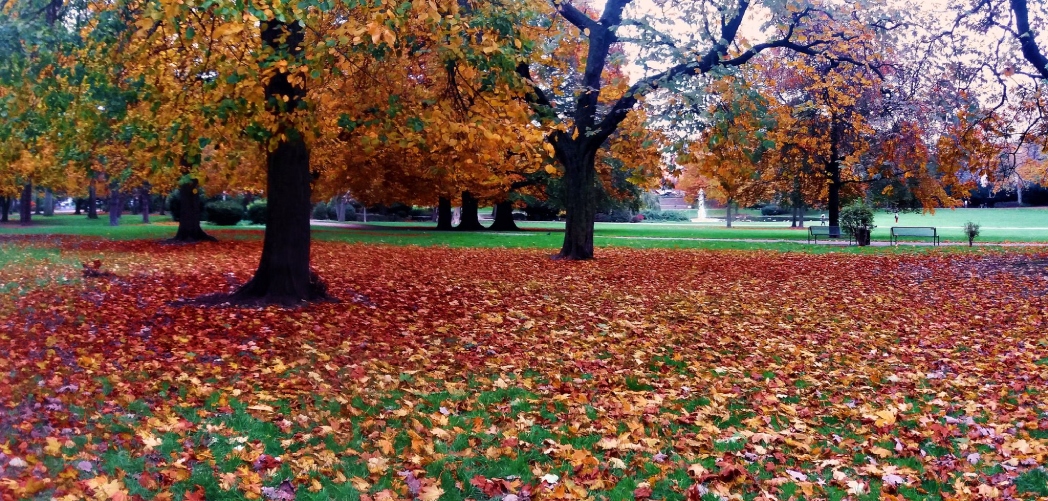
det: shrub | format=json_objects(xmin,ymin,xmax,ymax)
[
  {"xmin": 840, "ymin": 200, "xmax": 875, "ymax": 246},
  {"xmin": 204, "ymin": 200, "xmax": 244, "ymax": 226},
  {"xmin": 640, "ymin": 209, "xmax": 691, "ymax": 222},
  {"xmin": 312, "ymin": 202, "xmax": 330, "ymax": 220},
  {"xmin": 660, "ymin": 210, "xmax": 692, "ymax": 222},
  {"xmin": 993, "ymin": 201, "xmax": 1028, "ymax": 208},
  {"xmin": 342, "ymin": 204, "xmax": 356, "ymax": 222},
  {"xmin": 410, "ymin": 207, "xmax": 434, "ymax": 220},
  {"xmin": 523, "ymin": 204, "xmax": 560, "ymax": 221},
  {"xmin": 760, "ymin": 204, "xmax": 786, "ymax": 216},
  {"xmin": 595, "ymin": 209, "xmax": 633, "ymax": 222},
  {"xmin": 839, "ymin": 201, "xmax": 874, "ymax": 233},
  {"xmin": 963, "ymin": 221, "xmax": 980, "ymax": 247},
  {"xmin": 246, "ymin": 200, "xmax": 267, "ymax": 225}
]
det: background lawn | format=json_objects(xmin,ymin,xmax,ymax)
[{"xmin": 2, "ymin": 208, "xmax": 1046, "ymax": 252}]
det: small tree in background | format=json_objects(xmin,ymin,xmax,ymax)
[
  {"xmin": 964, "ymin": 221, "xmax": 981, "ymax": 247},
  {"xmin": 840, "ymin": 201, "xmax": 875, "ymax": 246}
]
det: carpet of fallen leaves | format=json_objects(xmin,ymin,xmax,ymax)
[{"xmin": 1, "ymin": 236, "xmax": 1047, "ymax": 501}]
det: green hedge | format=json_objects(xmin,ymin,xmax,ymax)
[
  {"xmin": 205, "ymin": 200, "xmax": 244, "ymax": 226},
  {"xmin": 246, "ymin": 200, "xmax": 267, "ymax": 225}
]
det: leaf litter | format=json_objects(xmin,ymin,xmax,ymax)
[{"xmin": 0, "ymin": 237, "xmax": 1046, "ymax": 500}]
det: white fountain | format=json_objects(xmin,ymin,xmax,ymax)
[{"xmin": 692, "ymin": 189, "xmax": 712, "ymax": 222}]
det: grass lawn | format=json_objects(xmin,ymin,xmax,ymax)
[
  {"xmin": 5, "ymin": 208, "xmax": 1046, "ymax": 254},
  {"xmin": 0, "ymin": 230, "xmax": 1047, "ymax": 500}
]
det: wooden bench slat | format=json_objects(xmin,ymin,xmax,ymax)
[
  {"xmin": 890, "ymin": 226, "xmax": 939, "ymax": 246},
  {"xmin": 808, "ymin": 226, "xmax": 841, "ymax": 243}
]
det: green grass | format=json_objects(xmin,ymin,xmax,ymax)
[
  {"xmin": 3, "ymin": 209, "xmax": 1047, "ymax": 252},
  {"xmin": 348, "ymin": 207, "xmax": 1048, "ymax": 243}
]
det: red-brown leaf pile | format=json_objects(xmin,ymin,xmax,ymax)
[{"xmin": 0, "ymin": 237, "xmax": 1046, "ymax": 500}]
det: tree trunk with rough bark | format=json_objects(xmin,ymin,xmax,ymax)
[
  {"xmin": 828, "ymin": 161, "xmax": 842, "ymax": 230},
  {"xmin": 454, "ymin": 191, "xmax": 486, "ymax": 231},
  {"xmin": 140, "ymin": 185, "xmax": 151, "ymax": 224},
  {"xmin": 556, "ymin": 143, "xmax": 598, "ymax": 259},
  {"xmin": 108, "ymin": 183, "xmax": 122, "ymax": 226},
  {"xmin": 170, "ymin": 178, "xmax": 216, "ymax": 242},
  {"xmin": 43, "ymin": 188, "xmax": 54, "ymax": 216},
  {"xmin": 489, "ymin": 200, "xmax": 520, "ymax": 231},
  {"xmin": 0, "ymin": 196, "xmax": 9, "ymax": 222},
  {"xmin": 87, "ymin": 182, "xmax": 98, "ymax": 219},
  {"xmin": 725, "ymin": 201, "xmax": 734, "ymax": 228},
  {"xmin": 436, "ymin": 196, "xmax": 453, "ymax": 230},
  {"xmin": 19, "ymin": 182, "xmax": 31, "ymax": 226},
  {"xmin": 230, "ymin": 20, "xmax": 326, "ymax": 306},
  {"xmin": 335, "ymin": 196, "xmax": 347, "ymax": 222}
]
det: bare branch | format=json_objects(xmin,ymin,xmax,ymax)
[
  {"xmin": 553, "ymin": 1, "xmax": 599, "ymax": 34},
  {"xmin": 1010, "ymin": 0, "xmax": 1048, "ymax": 79}
]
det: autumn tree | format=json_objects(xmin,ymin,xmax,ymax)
[
  {"xmin": 677, "ymin": 71, "xmax": 774, "ymax": 227},
  {"xmin": 933, "ymin": 0, "xmax": 1048, "ymax": 195},
  {"xmin": 310, "ymin": 0, "xmax": 548, "ymax": 233},
  {"xmin": 0, "ymin": 0, "xmax": 87, "ymax": 225},
  {"xmin": 514, "ymin": 0, "xmax": 882, "ymax": 259}
]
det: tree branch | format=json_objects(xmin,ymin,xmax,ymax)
[
  {"xmin": 592, "ymin": 5, "xmax": 831, "ymax": 147},
  {"xmin": 514, "ymin": 62, "xmax": 557, "ymax": 121},
  {"xmin": 1010, "ymin": 0, "xmax": 1048, "ymax": 79},
  {"xmin": 553, "ymin": 1, "xmax": 599, "ymax": 34}
]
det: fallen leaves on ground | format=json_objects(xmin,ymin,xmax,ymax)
[{"xmin": 0, "ymin": 236, "xmax": 1046, "ymax": 500}]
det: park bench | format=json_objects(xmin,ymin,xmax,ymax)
[
  {"xmin": 890, "ymin": 226, "xmax": 939, "ymax": 246},
  {"xmin": 808, "ymin": 225, "xmax": 841, "ymax": 243}
]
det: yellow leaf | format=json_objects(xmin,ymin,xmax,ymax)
[
  {"xmin": 139, "ymin": 431, "xmax": 162, "ymax": 450},
  {"xmin": 419, "ymin": 485, "xmax": 444, "ymax": 501},
  {"xmin": 869, "ymin": 446, "xmax": 892, "ymax": 458},
  {"xmin": 44, "ymin": 437, "xmax": 62, "ymax": 456},
  {"xmin": 874, "ymin": 409, "xmax": 896, "ymax": 427}
]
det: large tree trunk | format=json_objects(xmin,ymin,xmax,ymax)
[
  {"xmin": 334, "ymin": 196, "xmax": 347, "ymax": 222},
  {"xmin": 725, "ymin": 201, "xmax": 734, "ymax": 228},
  {"xmin": 140, "ymin": 185, "xmax": 151, "ymax": 224},
  {"xmin": 170, "ymin": 178, "xmax": 216, "ymax": 242},
  {"xmin": 43, "ymin": 188, "xmax": 54, "ymax": 216},
  {"xmin": 74, "ymin": 198, "xmax": 83, "ymax": 215},
  {"xmin": 0, "ymin": 196, "xmax": 9, "ymax": 222},
  {"xmin": 87, "ymin": 182, "xmax": 98, "ymax": 219},
  {"xmin": 19, "ymin": 182, "xmax": 31, "ymax": 226},
  {"xmin": 230, "ymin": 20, "xmax": 325, "ymax": 306},
  {"xmin": 557, "ymin": 143, "xmax": 598, "ymax": 260},
  {"xmin": 436, "ymin": 196, "xmax": 453, "ymax": 230},
  {"xmin": 828, "ymin": 161, "xmax": 841, "ymax": 230},
  {"xmin": 108, "ymin": 182, "xmax": 122, "ymax": 226},
  {"xmin": 454, "ymin": 191, "xmax": 486, "ymax": 231},
  {"xmin": 797, "ymin": 205, "xmax": 805, "ymax": 228},
  {"xmin": 489, "ymin": 200, "xmax": 520, "ymax": 231}
]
